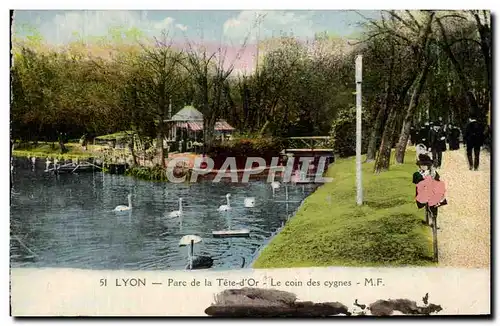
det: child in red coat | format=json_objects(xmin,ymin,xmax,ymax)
[{"xmin": 413, "ymin": 153, "xmax": 447, "ymax": 226}]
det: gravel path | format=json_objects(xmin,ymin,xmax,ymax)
[{"xmin": 436, "ymin": 147, "xmax": 490, "ymax": 268}]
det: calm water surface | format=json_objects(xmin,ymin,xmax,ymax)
[{"xmin": 10, "ymin": 157, "xmax": 317, "ymax": 271}]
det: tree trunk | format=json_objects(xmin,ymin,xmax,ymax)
[
  {"xmin": 366, "ymin": 38, "xmax": 396, "ymax": 162},
  {"xmin": 57, "ymin": 131, "xmax": 68, "ymax": 154},
  {"xmin": 366, "ymin": 90, "xmax": 388, "ymax": 162},
  {"xmin": 374, "ymin": 105, "xmax": 397, "ymax": 173},
  {"xmin": 58, "ymin": 139, "xmax": 67, "ymax": 154},
  {"xmin": 373, "ymin": 80, "xmax": 413, "ymax": 174},
  {"xmin": 259, "ymin": 120, "xmax": 270, "ymax": 136},
  {"xmin": 157, "ymin": 119, "xmax": 165, "ymax": 167},
  {"xmin": 395, "ymin": 62, "xmax": 431, "ymax": 164},
  {"xmin": 128, "ymin": 138, "xmax": 138, "ymax": 166}
]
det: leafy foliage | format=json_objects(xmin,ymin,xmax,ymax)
[
  {"xmin": 124, "ymin": 166, "xmax": 170, "ymax": 181},
  {"xmin": 11, "ymin": 11, "xmax": 490, "ymax": 174},
  {"xmin": 329, "ymin": 107, "xmax": 370, "ymax": 158}
]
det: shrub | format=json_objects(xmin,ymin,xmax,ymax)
[
  {"xmin": 208, "ymin": 137, "xmax": 285, "ymax": 168},
  {"xmin": 329, "ymin": 107, "xmax": 370, "ymax": 158},
  {"xmin": 125, "ymin": 166, "xmax": 169, "ymax": 181},
  {"xmin": 124, "ymin": 165, "xmax": 191, "ymax": 182}
]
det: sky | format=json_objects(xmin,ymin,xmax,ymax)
[
  {"xmin": 12, "ymin": 10, "xmax": 380, "ymax": 45},
  {"xmin": 12, "ymin": 10, "xmax": 380, "ymax": 74}
]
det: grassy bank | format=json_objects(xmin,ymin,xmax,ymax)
[
  {"xmin": 253, "ymin": 150, "xmax": 434, "ymax": 268},
  {"xmin": 12, "ymin": 142, "xmax": 102, "ymax": 160}
]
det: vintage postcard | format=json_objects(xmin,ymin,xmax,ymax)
[{"xmin": 9, "ymin": 8, "xmax": 491, "ymax": 317}]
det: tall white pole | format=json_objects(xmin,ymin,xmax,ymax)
[{"xmin": 355, "ymin": 55, "xmax": 363, "ymax": 206}]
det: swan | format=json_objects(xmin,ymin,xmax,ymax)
[
  {"xmin": 244, "ymin": 197, "xmax": 255, "ymax": 208},
  {"xmin": 187, "ymin": 256, "xmax": 214, "ymax": 270},
  {"xmin": 114, "ymin": 194, "xmax": 132, "ymax": 212},
  {"xmin": 188, "ymin": 256, "xmax": 243, "ymax": 270},
  {"xmin": 180, "ymin": 235, "xmax": 213, "ymax": 270},
  {"xmin": 271, "ymin": 181, "xmax": 280, "ymax": 195},
  {"xmin": 168, "ymin": 197, "xmax": 183, "ymax": 218},
  {"xmin": 218, "ymin": 194, "xmax": 231, "ymax": 212}
]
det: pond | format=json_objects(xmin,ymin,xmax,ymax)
[{"xmin": 10, "ymin": 157, "xmax": 318, "ymax": 271}]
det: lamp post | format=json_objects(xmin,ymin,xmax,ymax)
[{"xmin": 355, "ymin": 55, "xmax": 363, "ymax": 206}]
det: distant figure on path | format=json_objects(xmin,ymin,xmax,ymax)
[
  {"xmin": 410, "ymin": 126, "xmax": 418, "ymax": 146},
  {"xmin": 429, "ymin": 121, "xmax": 447, "ymax": 169},
  {"xmin": 447, "ymin": 125, "xmax": 461, "ymax": 150},
  {"xmin": 464, "ymin": 116, "xmax": 485, "ymax": 171},
  {"xmin": 418, "ymin": 122, "xmax": 431, "ymax": 148}
]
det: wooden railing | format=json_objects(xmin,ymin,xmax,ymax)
[{"xmin": 286, "ymin": 136, "xmax": 333, "ymax": 151}]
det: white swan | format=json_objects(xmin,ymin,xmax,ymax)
[
  {"xmin": 244, "ymin": 197, "xmax": 255, "ymax": 208},
  {"xmin": 169, "ymin": 197, "xmax": 183, "ymax": 218},
  {"xmin": 271, "ymin": 181, "xmax": 280, "ymax": 195},
  {"xmin": 218, "ymin": 194, "xmax": 231, "ymax": 212},
  {"xmin": 114, "ymin": 194, "xmax": 132, "ymax": 212}
]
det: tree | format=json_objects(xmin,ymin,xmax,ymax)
[
  {"xmin": 128, "ymin": 33, "xmax": 185, "ymax": 167},
  {"xmin": 394, "ymin": 11, "xmax": 435, "ymax": 164},
  {"xmin": 179, "ymin": 38, "xmax": 249, "ymax": 153}
]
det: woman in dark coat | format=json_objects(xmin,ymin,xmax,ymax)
[
  {"xmin": 410, "ymin": 126, "xmax": 418, "ymax": 145},
  {"xmin": 418, "ymin": 122, "xmax": 430, "ymax": 147},
  {"xmin": 429, "ymin": 123, "xmax": 447, "ymax": 168},
  {"xmin": 447, "ymin": 125, "xmax": 461, "ymax": 150}
]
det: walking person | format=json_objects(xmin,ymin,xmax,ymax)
[
  {"xmin": 429, "ymin": 121, "xmax": 447, "ymax": 169},
  {"xmin": 418, "ymin": 122, "xmax": 431, "ymax": 148},
  {"xmin": 410, "ymin": 126, "xmax": 418, "ymax": 146},
  {"xmin": 447, "ymin": 124, "xmax": 461, "ymax": 150},
  {"xmin": 464, "ymin": 116, "xmax": 485, "ymax": 171}
]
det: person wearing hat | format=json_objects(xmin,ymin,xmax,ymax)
[
  {"xmin": 413, "ymin": 154, "xmax": 437, "ymax": 186},
  {"xmin": 410, "ymin": 126, "xmax": 418, "ymax": 146},
  {"xmin": 418, "ymin": 122, "xmax": 431, "ymax": 148},
  {"xmin": 428, "ymin": 121, "xmax": 447, "ymax": 168},
  {"xmin": 447, "ymin": 124, "xmax": 461, "ymax": 150},
  {"xmin": 464, "ymin": 115, "xmax": 485, "ymax": 170},
  {"xmin": 413, "ymin": 153, "xmax": 447, "ymax": 226}
]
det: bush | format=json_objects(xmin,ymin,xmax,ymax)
[
  {"xmin": 125, "ymin": 166, "xmax": 169, "ymax": 181},
  {"xmin": 208, "ymin": 137, "xmax": 285, "ymax": 169},
  {"xmin": 330, "ymin": 108, "xmax": 370, "ymax": 158},
  {"xmin": 124, "ymin": 165, "xmax": 191, "ymax": 182}
]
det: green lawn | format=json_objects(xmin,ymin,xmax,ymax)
[
  {"xmin": 253, "ymin": 150, "xmax": 434, "ymax": 268},
  {"xmin": 12, "ymin": 142, "xmax": 100, "ymax": 160},
  {"xmin": 95, "ymin": 131, "xmax": 133, "ymax": 141}
]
